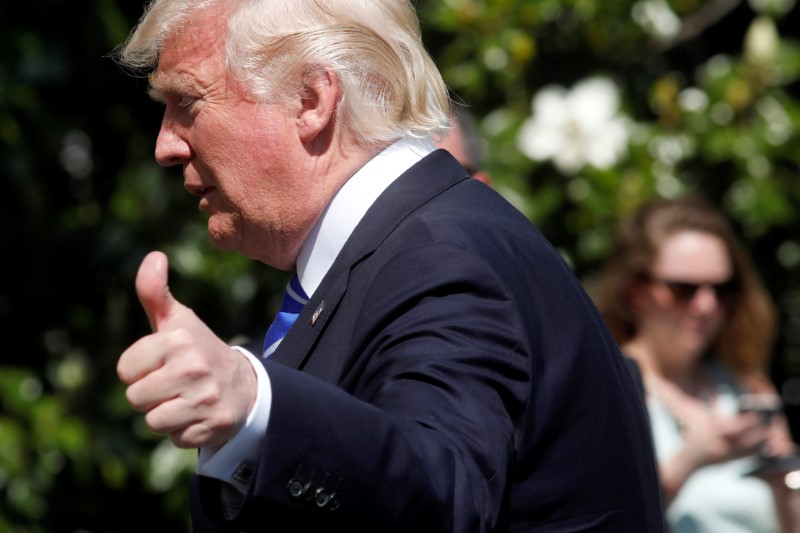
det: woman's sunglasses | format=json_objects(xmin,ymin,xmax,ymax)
[{"xmin": 645, "ymin": 275, "xmax": 740, "ymax": 306}]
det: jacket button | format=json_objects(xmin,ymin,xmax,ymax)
[
  {"xmin": 287, "ymin": 479, "xmax": 304, "ymax": 498},
  {"xmin": 302, "ymin": 481, "xmax": 315, "ymax": 501},
  {"xmin": 327, "ymin": 493, "xmax": 340, "ymax": 511},
  {"xmin": 314, "ymin": 487, "xmax": 330, "ymax": 508}
]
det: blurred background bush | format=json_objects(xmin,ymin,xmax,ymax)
[{"xmin": 1, "ymin": 0, "xmax": 798, "ymax": 530}]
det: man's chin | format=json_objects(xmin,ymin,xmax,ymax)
[
  {"xmin": 207, "ymin": 226, "xmax": 239, "ymax": 252},
  {"xmin": 206, "ymin": 229, "xmax": 271, "ymax": 265}
]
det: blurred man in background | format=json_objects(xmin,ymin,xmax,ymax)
[{"xmin": 434, "ymin": 104, "xmax": 493, "ymax": 187}]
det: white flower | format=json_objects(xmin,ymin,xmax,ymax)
[
  {"xmin": 745, "ymin": 15, "xmax": 779, "ymax": 64},
  {"xmin": 517, "ymin": 76, "xmax": 630, "ymax": 175},
  {"xmin": 631, "ymin": 0, "xmax": 682, "ymax": 41}
]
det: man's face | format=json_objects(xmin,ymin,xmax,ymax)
[{"xmin": 148, "ymin": 9, "xmax": 324, "ymax": 270}]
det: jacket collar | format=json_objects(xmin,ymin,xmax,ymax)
[{"xmin": 271, "ymin": 149, "xmax": 469, "ymax": 369}]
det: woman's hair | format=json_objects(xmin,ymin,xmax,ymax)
[
  {"xmin": 594, "ymin": 196, "xmax": 777, "ymax": 377},
  {"xmin": 115, "ymin": 0, "xmax": 451, "ymax": 147}
]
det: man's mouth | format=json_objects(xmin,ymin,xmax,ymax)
[{"xmin": 186, "ymin": 182, "xmax": 215, "ymax": 197}]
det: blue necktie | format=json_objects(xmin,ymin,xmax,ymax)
[{"xmin": 262, "ymin": 274, "xmax": 308, "ymax": 357}]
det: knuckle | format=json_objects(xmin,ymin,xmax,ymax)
[
  {"xmin": 172, "ymin": 426, "xmax": 207, "ymax": 449},
  {"xmin": 117, "ymin": 354, "xmax": 135, "ymax": 385},
  {"xmin": 117, "ymin": 365, "xmax": 130, "ymax": 385},
  {"xmin": 145, "ymin": 410, "xmax": 170, "ymax": 435},
  {"xmin": 144, "ymin": 410, "xmax": 160, "ymax": 431},
  {"xmin": 165, "ymin": 328, "xmax": 195, "ymax": 351},
  {"xmin": 125, "ymin": 385, "xmax": 144, "ymax": 411},
  {"xmin": 183, "ymin": 358, "xmax": 212, "ymax": 380}
]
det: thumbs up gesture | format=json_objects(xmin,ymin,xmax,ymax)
[{"xmin": 117, "ymin": 251, "xmax": 257, "ymax": 448}]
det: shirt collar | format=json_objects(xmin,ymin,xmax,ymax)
[{"xmin": 296, "ymin": 136, "xmax": 436, "ymax": 297}]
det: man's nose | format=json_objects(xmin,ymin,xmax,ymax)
[{"xmin": 154, "ymin": 113, "xmax": 190, "ymax": 167}]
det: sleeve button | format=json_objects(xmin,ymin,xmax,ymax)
[
  {"xmin": 287, "ymin": 479, "xmax": 304, "ymax": 498},
  {"xmin": 314, "ymin": 487, "xmax": 330, "ymax": 508},
  {"xmin": 302, "ymin": 481, "xmax": 315, "ymax": 501},
  {"xmin": 327, "ymin": 493, "xmax": 341, "ymax": 511}
]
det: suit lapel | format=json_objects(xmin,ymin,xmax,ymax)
[{"xmin": 271, "ymin": 149, "xmax": 469, "ymax": 370}]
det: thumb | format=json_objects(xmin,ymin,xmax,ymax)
[{"xmin": 136, "ymin": 251, "xmax": 179, "ymax": 331}]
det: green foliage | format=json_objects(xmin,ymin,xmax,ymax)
[
  {"xmin": 420, "ymin": 0, "xmax": 800, "ymax": 377},
  {"xmin": 0, "ymin": 0, "xmax": 798, "ymax": 529}
]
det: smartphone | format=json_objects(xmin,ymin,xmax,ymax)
[{"xmin": 738, "ymin": 394, "xmax": 782, "ymax": 424}]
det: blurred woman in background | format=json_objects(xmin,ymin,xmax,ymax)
[{"xmin": 593, "ymin": 196, "xmax": 797, "ymax": 532}]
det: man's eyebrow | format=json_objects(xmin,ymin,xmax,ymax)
[
  {"xmin": 147, "ymin": 71, "xmax": 168, "ymax": 102},
  {"xmin": 147, "ymin": 71, "xmax": 192, "ymax": 102}
]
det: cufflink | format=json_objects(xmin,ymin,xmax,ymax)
[{"xmin": 232, "ymin": 462, "xmax": 253, "ymax": 485}]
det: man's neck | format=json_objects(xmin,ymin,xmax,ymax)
[{"xmin": 295, "ymin": 136, "xmax": 436, "ymax": 297}]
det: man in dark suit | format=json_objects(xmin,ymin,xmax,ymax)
[{"xmin": 115, "ymin": 0, "xmax": 664, "ymax": 530}]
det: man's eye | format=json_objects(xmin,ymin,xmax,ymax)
[{"xmin": 178, "ymin": 96, "xmax": 197, "ymax": 109}]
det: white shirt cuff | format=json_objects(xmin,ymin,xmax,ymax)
[{"xmin": 195, "ymin": 346, "xmax": 272, "ymax": 494}]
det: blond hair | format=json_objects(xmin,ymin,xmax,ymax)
[{"xmin": 116, "ymin": 0, "xmax": 450, "ymax": 147}]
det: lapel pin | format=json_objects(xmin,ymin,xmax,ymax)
[{"xmin": 309, "ymin": 300, "xmax": 325, "ymax": 326}]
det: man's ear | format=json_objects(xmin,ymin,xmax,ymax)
[{"xmin": 296, "ymin": 67, "xmax": 339, "ymax": 143}]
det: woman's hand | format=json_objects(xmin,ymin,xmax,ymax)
[{"xmin": 660, "ymin": 411, "xmax": 769, "ymax": 502}]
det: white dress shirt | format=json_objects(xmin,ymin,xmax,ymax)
[{"xmin": 196, "ymin": 136, "xmax": 436, "ymax": 492}]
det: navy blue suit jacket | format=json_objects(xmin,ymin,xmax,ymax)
[{"xmin": 191, "ymin": 150, "xmax": 664, "ymax": 532}]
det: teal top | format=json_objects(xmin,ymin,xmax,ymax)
[{"xmin": 648, "ymin": 362, "xmax": 780, "ymax": 533}]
